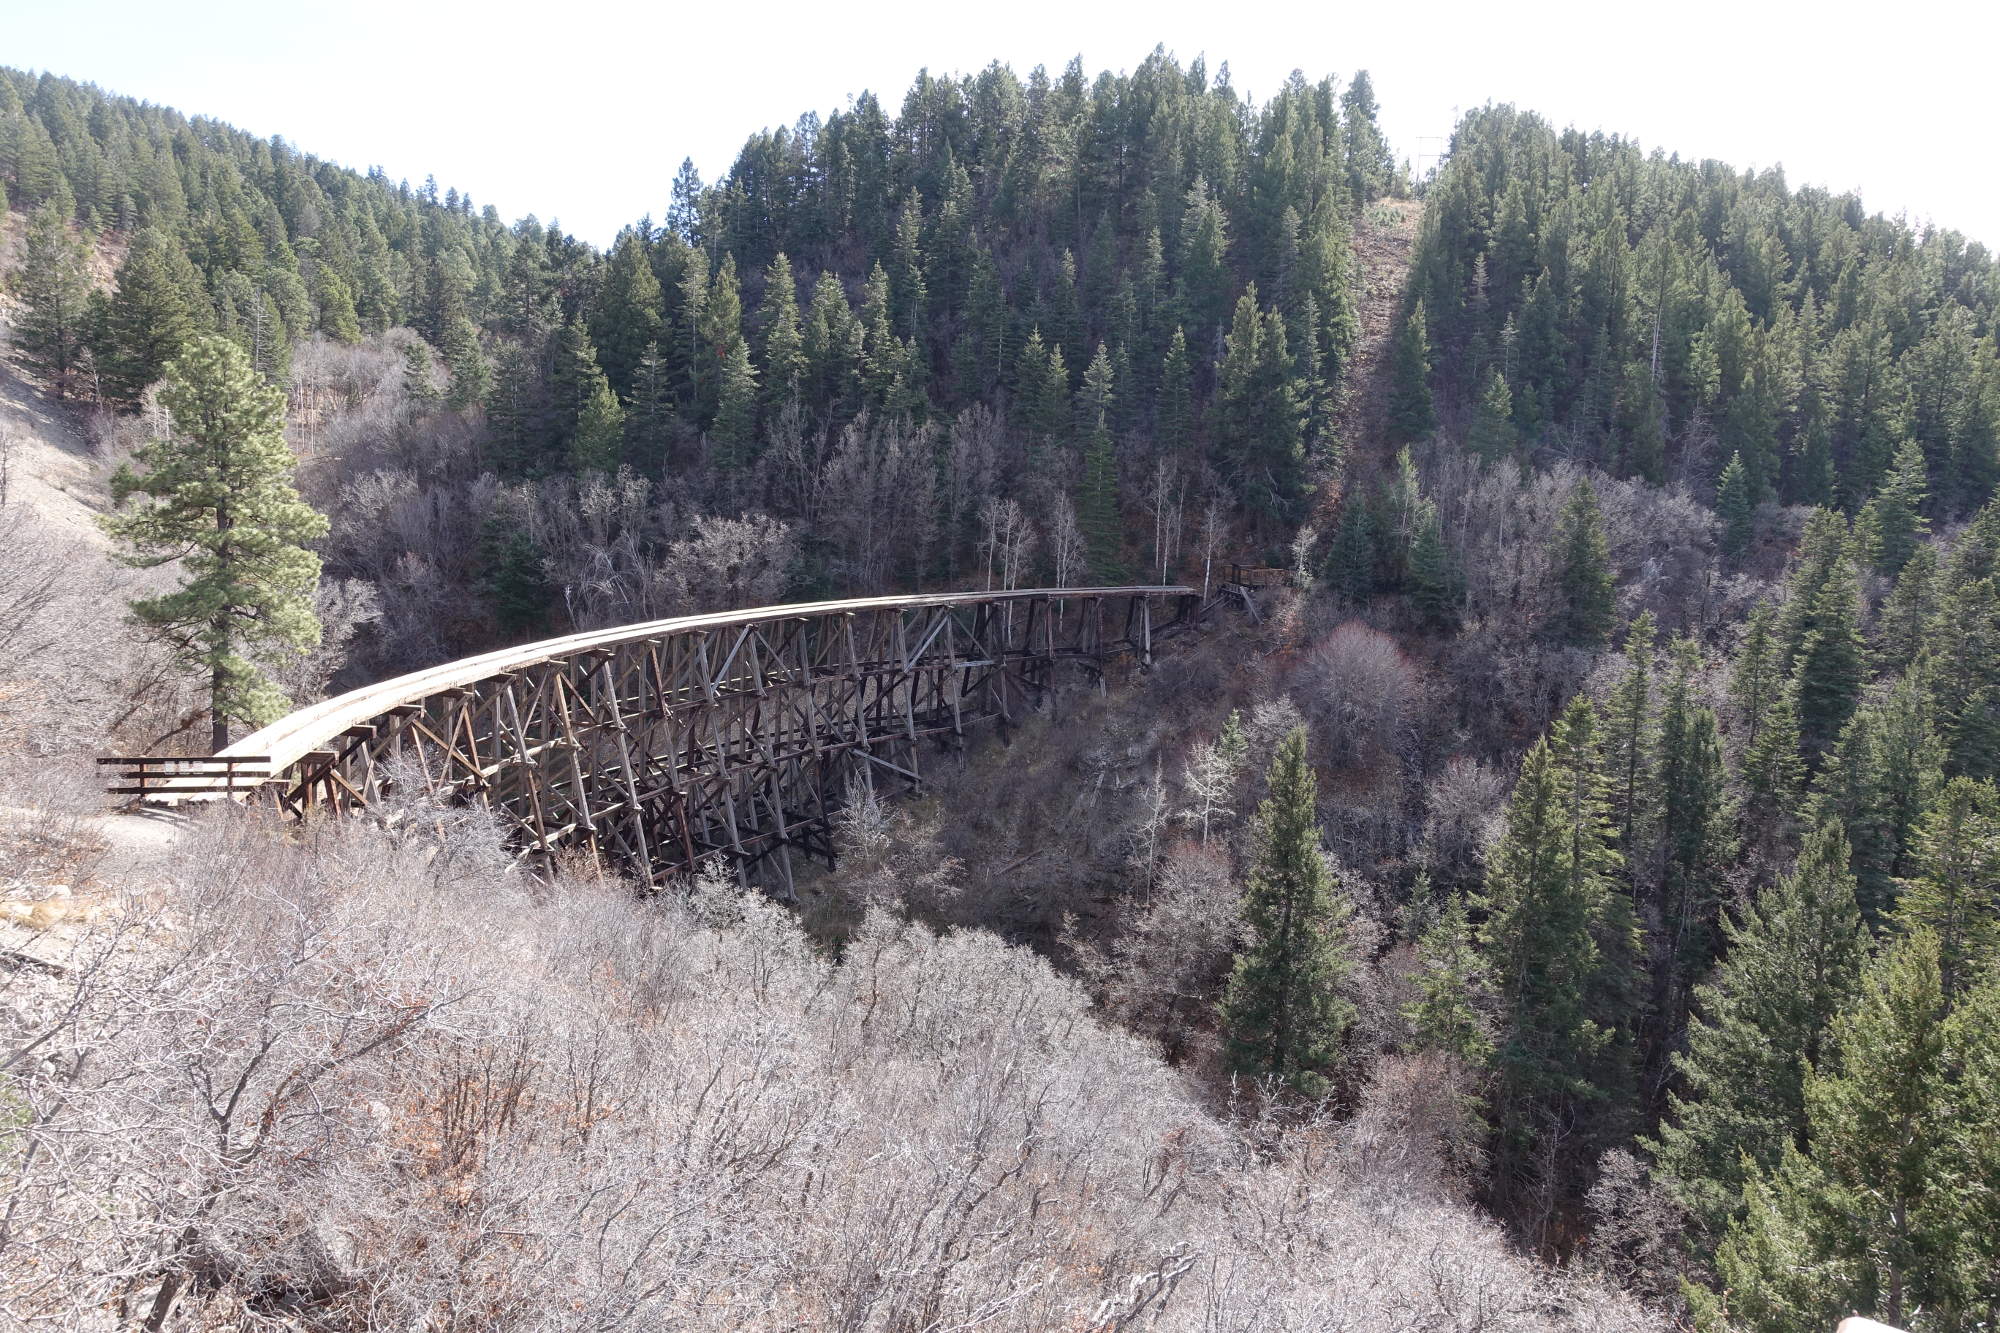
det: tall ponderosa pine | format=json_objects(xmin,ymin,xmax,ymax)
[
  {"xmin": 102, "ymin": 335, "xmax": 328, "ymax": 749},
  {"xmin": 1220, "ymin": 726, "xmax": 1355, "ymax": 1095},
  {"xmin": 1649, "ymin": 820, "xmax": 1864, "ymax": 1240}
]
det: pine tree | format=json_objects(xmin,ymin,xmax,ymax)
[
  {"xmin": 99, "ymin": 226, "xmax": 206, "ymax": 405},
  {"xmin": 1873, "ymin": 544, "xmax": 1937, "ymax": 677},
  {"xmin": 1478, "ymin": 698, "xmax": 1639, "ymax": 1209},
  {"xmin": 1716, "ymin": 450, "xmax": 1755, "ymax": 560},
  {"xmin": 480, "ymin": 515, "xmax": 552, "ymax": 636},
  {"xmin": 571, "ymin": 374, "xmax": 626, "ymax": 477},
  {"xmin": 1791, "ymin": 553, "xmax": 1866, "ymax": 762},
  {"xmin": 1175, "ymin": 176, "xmax": 1232, "ymax": 335},
  {"xmin": 1213, "ymin": 288, "xmax": 1307, "ymax": 522},
  {"xmin": 1938, "ymin": 973, "xmax": 2000, "ymax": 1326},
  {"xmin": 1076, "ymin": 420, "xmax": 1121, "ymax": 580},
  {"xmin": 1603, "ymin": 611, "xmax": 1660, "ymax": 861},
  {"xmin": 712, "ymin": 337, "xmax": 760, "ymax": 470},
  {"xmin": 758, "ymin": 253, "xmax": 806, "ymax": 410},
  {"xmin": 312, "ymin": 266, "xmax": 362, "ymax": 344},
  {"xmin": 1650, "ymin": 820, "xmax": 1863, "ymax": 1239},
  {"xmin": 1894, "ymin": 776, "xmax": 2000, "ymax": 1001},
  {"xmin": 1731, "ymin": 601, "xmax": 1782, "ymax": 745},
  {"xmin": 1406, "ymin": 502, "xmax": 1459, "ymax": 629},
  {"xmin": 1405, "ymin": 890, "xmax": 1493, "ymax": 1063},
  {"xmin": 1220, "ymin": 726, "xmax": 1355, "ymax": 1095},
  {"xmin": 101, "ymin": 335, "xmax": 328, "ymax": 749},
  {"xmin": 1157, "ymin": 325, "xmax": 1193, "ymax": 453},
  {"xmin": 1466, "ymin": 367, "xmax": 1516, "ymax": 462},
  {"xmin": 592, "ymin": 230, "xmax": 664, "ymax": 397},
  {"xmin": 11, "ymin": 200, "xmax": 92, "ymax": 397},
  {"xmin": 1926, "ymin": 532, "xmax": 2000, "ymax": 781},
  {"xmin": 1711, "ymin": 930, "xmax": 1955, "ymax": 1332},
  {"xmin": 1870, "ymin": 436, "xmax": 1931, "ymax": 577},
  {"xmin": 1548, "ymin": 478, "xmax": 1617, "ymax": 647},
  {"xmin": 1327, "ymin": 490, "xmax": 1378, "ymax": 603},
  {"xmin": 1742, "ymin": 679, "xmax": 1809, "ymax": 860},
  {"xmin": 1652, "ymin": 638, "xmax": 1736, "ymax": 1025},
  {"xmin": 1386, "ymin": 299, "xmax": 1436, "ymax": 444}
]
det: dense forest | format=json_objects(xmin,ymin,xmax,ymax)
[
  {"xmin": 2, "ymin": 52, "xmax": 1394, "ymax": 683},
  {"xmin": 5, "ymin": 51, "xmax": 2000, "ymax": 1332}
]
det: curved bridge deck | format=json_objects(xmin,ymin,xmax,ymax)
[{"xmin": 106, "ymin": 587, "xmax": 1196, "ymax": 891}]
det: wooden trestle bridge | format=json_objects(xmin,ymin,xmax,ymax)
[{"xmin": 103, "ymin": 587, "xmax": 1198, "ymax": 892}]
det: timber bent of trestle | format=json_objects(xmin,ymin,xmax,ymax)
[{"xmin": 101, "ymin": 587, "xmax": 1199, "ymax": 894}]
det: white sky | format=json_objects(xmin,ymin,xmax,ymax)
[{"xmin": 6, "ymin": 0, "xmax": 1996, "ymax": 252}]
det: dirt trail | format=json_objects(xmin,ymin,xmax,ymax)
[{"xmin": 1314, "ymin": 198, "xmax": 1423, "ymax": 524}]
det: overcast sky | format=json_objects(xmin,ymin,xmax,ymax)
[{"xmin": 7, "ymin": 0, "xmax": 1995, "ymax": 251}]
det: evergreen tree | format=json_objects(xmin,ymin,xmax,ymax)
[
  {"xmin": 623, "ymin": 341, "xmax": 679, "ymax": 477},
  {"xmin": 1652, "ymin": 638, "xmax": 1735, "ymax": 1027},
  {"xmin": 1076, "ymin": 420, "xmax": 1121, "ymax": 580},
  {"xmin": 1742, "ymin": 679, "xmax": 1808, "ymax": 860},
  {"xmin": 480, "ymin": 515, "xmax": 552, "ymax": 636},
  {"xmin": 11, "ymin": 200, "xmax": 92, "ymax": 397},
  {"xmin": 1792, "ymin": 551, "xmax": 1868, "ymax": 763},
  {"xmin": 1407, "ymin": 502, "xmax": 1459, "ymax": 629},
  {"xmin": 1327, "ymin": 490, "xmax": 1378, "ymax": 603},
  {"xmin": 1603, "ymin": 611, "xmax": 1659, "ymax": 861},
  {"xmin": 1710, "ymin": 931, "xmax": 1955, "ymax": 1332},
  {"xmin": 1466, "ymin": 367, "xmax": 1516, "ymax": 462},
  {"xmin": 312, "ymin": 266, "xmax": 362, "ymax": 344},
  {"xmin": 1156, "ymin": 325, "xmax": 1193, "ymax": 453},
  {"xmin": 1478, "ymin": 698, "xmax": 1640, "ymax": 1211},
  {"xmin": 712, "ymin": 336, "xmax": 760, "ymax": 470},
  {"xmin": 99, "ymin": 226, "xmax": 205, "ymax": 405},
  {"xmin": 1548, "ymin": 478, "xmax": 1617, "ymax": 647},
  {"xmin": 1650, "ymin": 820, "xmax": 1863, "ymax": 1239},
  {"xmin": 1926, "ymin": 530, "xmax": 2000, "ymax": 781},
  {"xmin": 593, "ymin": 230, "xmax": 664, "ymax": 397},
  {"xmin": 1894, "ymin": 776, "xmax": 2000, "ymax": 1001},
  {"xmin": 1220, "ymin": 726, "xmax": 1355, "ymax": 1095},
  {"xmin": 571, "ymin": 373, "xmax": 626, "ymax": 477},
  {"xmin": 1386, "ymin": 298, "xmax": 1436, "ymax": 444},
  {"xmin": 1213, "ymin": 287, "xmax": 1306, "ymax": 522},
  {"xmin": 1405, "ymin": 890, "xmax": 1493, "ymax": 1063},
  {"xmin": 101, "ymin": 335, "xmax": 328, "ymax": 749},
  {"xmin": 758, "ymin": 252, "xmax": 806, "ymax": 410},
  {"xmin": 1873, "ymin": 544, "xmax": 1937, "ymax": 677},
  {"xmin": 1731, "ymin": 601, "xmax": 1782, "ymax": 745},
  {"xmin": 1716, "ymin": 450, "xmax": 1755, "ymax": 560},
  {"xmin": 1175, "ymin": 176, "xmax": 1232, "ymax": 336},
  {"xmin": 1870, "ymin": 436, "xmax": 1931, "ymax": 577}
]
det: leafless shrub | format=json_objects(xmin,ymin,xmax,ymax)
[
  {"xmin": 0, "ymin": 799, "xmax": 1652, "ymax": 1330},
  {"xmin": 1422, "ymin": 755, "xmax": 1511, "ymax": 889},
  {"xmin": 1300, "ymin": 620, "xmax": 1422, "ymax": 770},
  {"xmin": 1108, "ymin": 839, "xmax": 1240, "ymax": 1056},
  {"xmin": 654, "ymin": 512, "xmax": 795, "ymax": 614}
]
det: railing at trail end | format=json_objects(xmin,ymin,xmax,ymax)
[{"xmin": 100, "ymin": 587, "xmax": 1199, "ymax": 894}]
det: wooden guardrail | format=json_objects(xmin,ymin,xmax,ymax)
[{"xmin": 98, "ymin": 755, "xmax": 272, "ymax": 798}]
